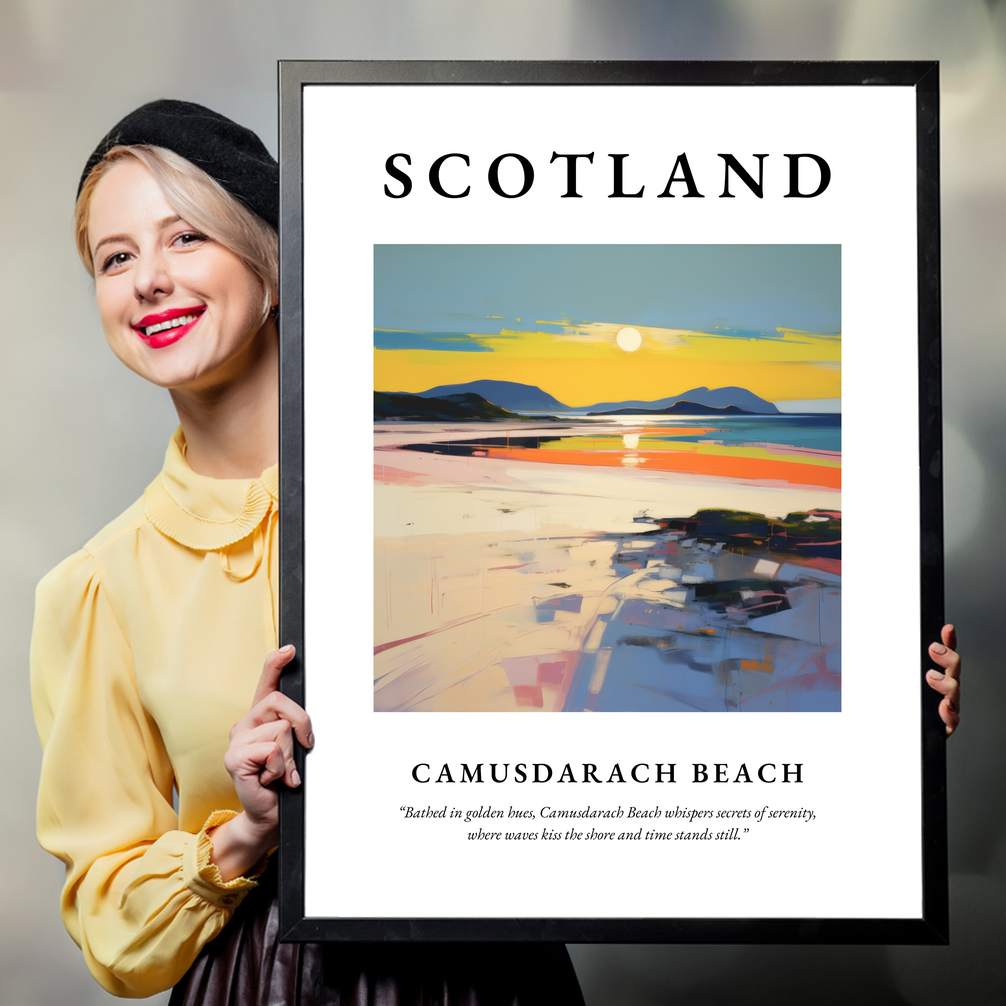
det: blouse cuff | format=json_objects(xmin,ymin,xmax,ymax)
[{"xmin": 183, "ymin": 810, "xmax": 269, "ymax": 909}]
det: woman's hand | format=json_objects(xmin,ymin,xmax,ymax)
[
  {"xmin": 209, "ymin": 645, "xmax": 314, "ymax": 881},
  {"xmin": 926, "ymin": 624, "xmax": 961, "ymax": 738}
]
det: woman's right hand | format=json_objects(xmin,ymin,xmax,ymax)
[
  {"xmin": 926, "ymin": 624, "xmax": 961, "ymax": 737},
  {"xmin": 209, "ymin": 645, "xmax": 314, "ymax": 881}
]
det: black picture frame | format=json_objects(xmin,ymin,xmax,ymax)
[{"xmin": 277, "ymin": 60, "xmax": 945, "ymax": 944}]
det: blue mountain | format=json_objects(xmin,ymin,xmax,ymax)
[
  {"xmin": 590, "ymin": 402, "xmax": 755, "ymax": 417},
  {"xmin": 411, "ymin": 381, "xmax": 779, "ymax": 415},
  {"xmin": 415, "ymin": 380, "xmax": 570, "ymax": 412},
  {"xmin": 580, "ymin": 386, "xmax": 779, "ymax": 414}
]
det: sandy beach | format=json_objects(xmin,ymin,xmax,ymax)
[{"xmin": 374, "ymin": 421, "xmax": 841, "ymax": 713}]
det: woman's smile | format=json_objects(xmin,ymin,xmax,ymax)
[{"xmin": 133, "ymin": 305, "xmax": 207, "ymax": 347}]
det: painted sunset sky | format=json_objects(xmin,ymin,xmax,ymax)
[{"xmin": 374, "ymin": 244, "xmax": 840, "ymax": 409}]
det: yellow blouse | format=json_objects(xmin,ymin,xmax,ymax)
[{"xmin": 31, "ymin": 429, "xmax": 279, "ymax": 998}]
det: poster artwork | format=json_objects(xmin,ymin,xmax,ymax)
[{"xmin": 374, "ymin": 244, "xmax": 841, "ymax": 714}]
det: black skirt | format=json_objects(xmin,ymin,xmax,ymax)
[{"xmin": 169, "ymin": 869, "xmax": 585, "ymax": 1006}]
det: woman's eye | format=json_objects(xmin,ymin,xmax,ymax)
[
  {"xmin": 101, "ymin": 251, "xmax": 132, "ymax": 273},
  {"xmin": 173, "ymin": 231, "xmax": 208, "ymax": 248}
]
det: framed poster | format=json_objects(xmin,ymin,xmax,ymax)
[{"xmin": 277, "ymin": 61, "xmax": 946, "ymax": 943}]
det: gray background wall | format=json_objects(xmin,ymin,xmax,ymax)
[{"xmin": 1, "ymin": 2, "xmax": 1003, "ymax": 1003}]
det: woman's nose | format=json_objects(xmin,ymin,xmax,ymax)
[{"xmin": 133, "ymin": 249, "xmax": 173, "ymax": 302}]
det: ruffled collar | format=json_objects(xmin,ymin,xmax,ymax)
[{"xmin": 143, "ymin": 428, "xmax": 278, "ymax": 551}]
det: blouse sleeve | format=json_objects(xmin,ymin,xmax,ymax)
[{"xmin": 31, "ymin": 549, "xmax": 262, "ymax": 998}]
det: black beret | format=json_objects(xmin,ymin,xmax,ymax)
[{"xmin": 78, "ymin": 99, "xmax": 278, "ymax": 228}]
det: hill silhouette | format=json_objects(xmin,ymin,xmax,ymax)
[
  {"xmin": 375, "ymin": 391, "xmax": 555, "ymax": 422},
  {"xmin": 410, "ymin": 381, "xmax": 779, "ymax": 414}
]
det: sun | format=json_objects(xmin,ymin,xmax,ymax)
[{"xmin": 615, "ymin": 327, "xmax": 643, "ymax": 352}]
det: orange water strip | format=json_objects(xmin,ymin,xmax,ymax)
[{"xmin": 484, "ymin": 446, "xmax": 841, "ymax": 489}]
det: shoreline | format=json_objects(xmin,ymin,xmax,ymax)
[{"xmin": 374, "ymin": 433, "xmax": 840, "ymax": 714}]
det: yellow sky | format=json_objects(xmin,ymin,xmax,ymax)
[{"xmin": 375, "ymin": 324, "xmax": 840, "ymax": 406}]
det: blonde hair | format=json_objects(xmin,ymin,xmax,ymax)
[{"xmin": 75, "ymin": 145, "xmax": 278, "ymax": 323}]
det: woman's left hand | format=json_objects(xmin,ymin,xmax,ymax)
[{"xmin": 926, "ymin": 624, "xmax": 961, "ymax": 737}]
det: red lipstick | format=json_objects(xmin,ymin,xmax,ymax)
[{"xmin": 133, "ymin": 306, "xmax": 206, "ymax": 349}]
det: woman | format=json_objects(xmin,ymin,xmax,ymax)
[{"xmin": 31, "ymin": 100, "xmax": 586, "ymax": 1003}]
